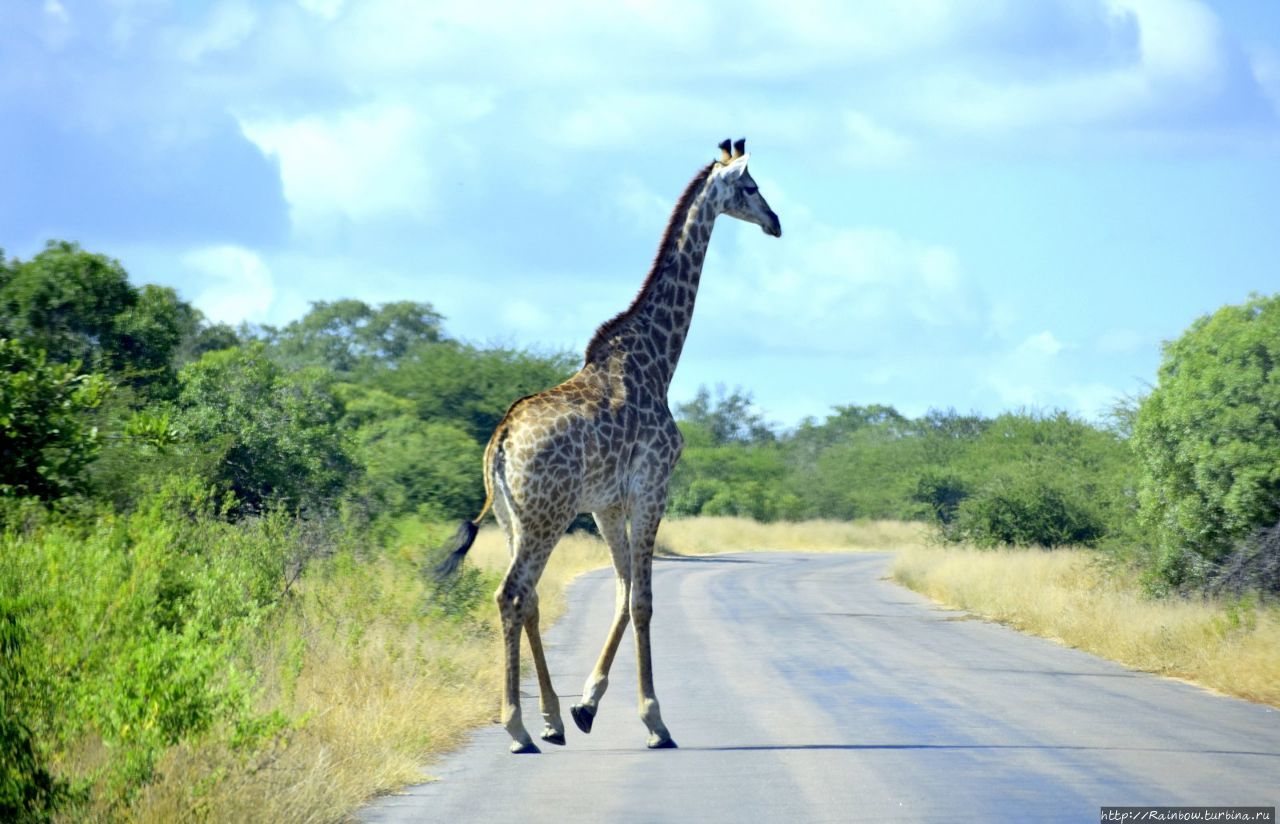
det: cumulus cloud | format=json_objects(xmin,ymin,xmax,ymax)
[
  {"xmin": 175, "ymin": 2, "xmax": 257, "ymax": 63},
  {"xmin": 981, "ymin": 329, "xmax": 1126, "ymax": 417},
  {"xmin": 182, "ymin": 245, "xmax": 276, "ymax": 324},
  {"xmin": 238, "ymin": 102, "xmax": 432, "ymax": 231},
  {"xmin": 697, "ymin": 212, "xmax": 986, "ymax": 359}
]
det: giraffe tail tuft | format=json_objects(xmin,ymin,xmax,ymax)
[{"xmin": 434, "ymin": 520, "xmax": 479, "ymax": 580}]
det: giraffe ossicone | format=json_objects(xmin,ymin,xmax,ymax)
[{"xmin": 435, "ymin": 139, "xmax": 781, "ymax": 753}]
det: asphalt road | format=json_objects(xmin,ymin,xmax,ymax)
[{"xmin": 359, "ymin": 552, "xmax": 1280, "ymax": 823}]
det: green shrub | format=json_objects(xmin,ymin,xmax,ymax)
[
  {"xmin": 1133, "ymin": 293, "xmax": 1280, "ymax": 589},
  {"xmin": 949, "ymin": 471, "xmax": 1105, "ymax": 548},
  {"xmin": 0, "ymin": 339, "xmax": 107, "ymax": 500},
  {"xmin": 175, "ymin": 345, "xmax": 353, "ymax": 513},
  {"xmin": 1, "ymin": 596, "xmax": 73, "ymax": 823},
  {"xmin": 0, "ymin": 482, "xmax": 299, "ymax": 810}
]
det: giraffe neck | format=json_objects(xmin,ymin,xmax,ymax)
[
  {"xmin": 583, "ymin": 164, "xmax": 721, "ymax": 395},
  {"xmin": 629, "ymin": 186, "xmax": 717, "ymax": 391}
]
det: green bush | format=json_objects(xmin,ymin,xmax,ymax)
[
  {"xmin": 0, "ymin": 339, "xmax": 107, "ymax": 500},
  {"xmin": 949, "ymin": 470, "xmax": 1106, "ymax": 548},
  {"xmin": 1133, "ymin": 294, "xmax": 1280, "ymax": 589},
  {"xmin": 0, "ymin": 482, "xmax": 298, "ymax": 809},
  {"xmin": 175, "ymin": 345, "xmax": 353, "ymax": 513},
  {"xmin": 355, "ymin": 417, "xmax": 483, "ymax": 521},
  {"xmin": 1, "ymin": 595, "xmax": 73, "ymax": 823}
]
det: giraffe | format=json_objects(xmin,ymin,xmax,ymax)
[{"xmin": 435, "ymin": 138, "xmax": 781, "ymax": 754}]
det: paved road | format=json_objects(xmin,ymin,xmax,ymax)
[{"xmin": 360, "ymin": 552, "xmax": 1280, "ymax": 823}]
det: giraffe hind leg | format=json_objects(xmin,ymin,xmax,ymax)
[{"xmin": 524, "ymin": 599, "xmax": 566, "ymax": 745}]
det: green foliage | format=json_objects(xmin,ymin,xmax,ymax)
[
  {"xmin": 1, "ymin": 595, "xmax": 74, "ymax": 823},
  {"xmin": 1133, "ymin": 293, "xmax": 1280, "ymax": 589},
  {"xmin": 372, "ymin": 341, "xmax": 575, "ymax": 443},
  {"xmin": 0, "ymin": 339, "xmax": 108, "ymax": 500},
  {"xmin": 674, "ymin": 386, "xmax": 775, "ymax": 445},
  {"xmin": 949, "ymin": 468, "xmax": 1106, "ymax": 548},
  {"xmin": 0, "ymin": 481, "xmax": 298, "ymax": 810},
  {"xmin": 670, "ymin": 394, "xmax": 1132, "ymax": 548},
  {"xmin": 264, "ymin": 299, "xmax": 444, "ymax": 374},
  {"xmin": 174, "ymin": 344, "xmax": 353, "ymax": 513},
  {"xmin": 0, "ymin": 242, "xmax": 191, "ymax": 397},
  {"xmin": 355, "ymin": 417, "xmax": 483, "ymax": 521}
]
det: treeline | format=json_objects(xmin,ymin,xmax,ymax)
[
  {"xmin": 669, "ymin": 296, "xmax": 1280, "ymax": 599},
  {"xmin": 670, "ymin": 391, "xmax": 1131, "ymax": 549},
  {"xmin": 1, "ymin": 240, "xmax": 574, "ymax": 524}
]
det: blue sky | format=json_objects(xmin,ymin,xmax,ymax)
[{"xmin": 3, "ymin": 1, "xmax": 1278, "ymax": 427}]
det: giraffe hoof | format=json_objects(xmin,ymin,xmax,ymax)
[
  {"xmin": 509, "ymin": 740, "xmax": 541, "ymax": 755},
  {"xmin": 647, "ymin": 733, "xmax": 678, "ymax": 750},
  {"xmin": 570, "ymin": 703, "xmax": 595, "ymax": 734},
  {"xmin": 541, "ymin": 727, "xmax": 566, "ymax": 746}
]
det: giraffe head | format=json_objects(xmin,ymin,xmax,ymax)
[{"xmin": 709, "ymin": 138, "xmax": 781, "ymax": 238}]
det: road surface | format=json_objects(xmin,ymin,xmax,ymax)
[{"xmin": 360, "ymin": 552, "xmax": 1279, "ymax": 823}]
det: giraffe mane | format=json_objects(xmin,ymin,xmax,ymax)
[{"xmin": 583, "ymin": 161, "xmax": 716, "ymax": 364}]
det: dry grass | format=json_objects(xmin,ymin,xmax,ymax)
[
  {"xmin": 466, "ymin": 526, "xmax": 611, "ymax": 625},
  {"xmin": 657, "ymin": 516, "xmax": 928, "ymax": 555},
  {"xmin": 129, "ymin": 545, "xmax": 502, "ymax": 823},
  {"xmin": 892, "ymin": 544, "xmax": 1280, "ymax": 707}
]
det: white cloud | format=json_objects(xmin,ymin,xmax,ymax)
[
  {"xmin": 175, "ymin": 2, "xmax": 257, "ymax": 63},
  {"xmin": 1095, "ymin": 328, "xmax": 1147, "ymax": 354},
  {"xmin": 841, "ymin": 111, "xmax": 913, "ymax": 166},
  {"xmin": 697, "ymin": 213, "xmax": 985, "ymax": 359},
  {"xmin": 43, "ymin": 0, "xmax": 68, "ymax": 23},
  {"xmin": 297, "ymin": 0, "xmax": 344, "ymax": 21},
  {"xmin": 182, "ymin": 245, "xmax": 276, "ymax": 324},
  {"xmin": 500, "ymin": 300, "xmax": 553, "ymax": 335},
  {"xmin": 238, "ymin": 101, "xmax": 432, "ymax": 231},
  {"xmin": 982, "ymin": 330, "xmax": 1123, "ymax": 418},
  {"xmin": 1018, "ymin": 330, "xmax": 1066, "ymax": 357},
  {"xmin": 908, "ymin": 0, "xmax": 1244, "ymax": 138},
  {"xmin": 1250, "ymin": 46, "xmax": 1280, "ymax": 115}
]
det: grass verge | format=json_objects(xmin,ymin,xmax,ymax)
[
  {"xmin": 891, "ymin": 544, "xmax": 1280, "ymax": 707},
  {"xmin": 657, "ymin": 516, "xmax": 927, "ymax": 555}
]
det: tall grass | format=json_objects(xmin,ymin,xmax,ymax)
[
  {"xmin": 892, "ymin": 544, "xmax": 1280, "ymax": 707},
  {"xmin": 131, "ymin": 541, "xmax": 502, "ymax": 822},
  {"xmin": 657, "ymin": 516, "xmax": 927, "ymax": 555}
]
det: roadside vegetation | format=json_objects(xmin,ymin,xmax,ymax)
[
  {"xmin": 893, "ymin": 545, "xmax": 1280, "ymax": 706},
  {"xmin": 2, "ymin": 240, "xmax": 1277, "ymax": 821}
]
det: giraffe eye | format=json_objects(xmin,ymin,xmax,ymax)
[{"xmin": 742, "ymin": 185, "xmax": 758, "ymax": 196}]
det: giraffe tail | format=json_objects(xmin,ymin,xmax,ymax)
[
  {"xmin": 433, "ymin": 432, "xmax": 501, "ymax": 580},
  {"xmin": 433, "ymin": 520, "xmax": 480, "ymax": 579}
]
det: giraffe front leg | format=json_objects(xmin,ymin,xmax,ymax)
[
  {"xmin": 629, "ymin": 503, "xmax": 676, "ymax": 750},
  {"xmin": 496, "ymin": 578, "xmax": 539, "ymax": 754},
  {"xmin": 523, "ymin": 600, "xmax": 565, "ymax": 745},
  {"xmin": 572, "ymin": 506, "xmax": 631, "ymax": 734}
]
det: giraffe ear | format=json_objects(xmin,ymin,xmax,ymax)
[{"xmin": 718, "ymin": 139, "xmax": 732, "ymax": 164}]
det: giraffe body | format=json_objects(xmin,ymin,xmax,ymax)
[{"xmin": 437, "ymin": 140, "xmax": 780, "ymax": 753}]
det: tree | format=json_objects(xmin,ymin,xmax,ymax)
[
  {"xmin": 674, "ymin": 385, "xmax": 775, "ymax": 446},
  {"xmin": 0, "ymin": 339, "xmax": 107, "ymax": 500},
  {"xmin": 0, "ymin": 241, "xmax": 191, "ymax": 397},
  {"xmin": 265, "ymin": 299, "xmax": 444, "ymax": 374},
  {"xmin": 174, "ymin": 345, "xmax": 353, "ymax": 513},
  {"xmin": 373, "ymin": 341, "xmax": 575, "ymax": 443},
  {"xmin": 355, "ymin": 417, "xmax": 482, "ymax": 520},
  {"xmin": 1133, "ymin": 294, "xmax": 1280, "ymax": 588}
]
